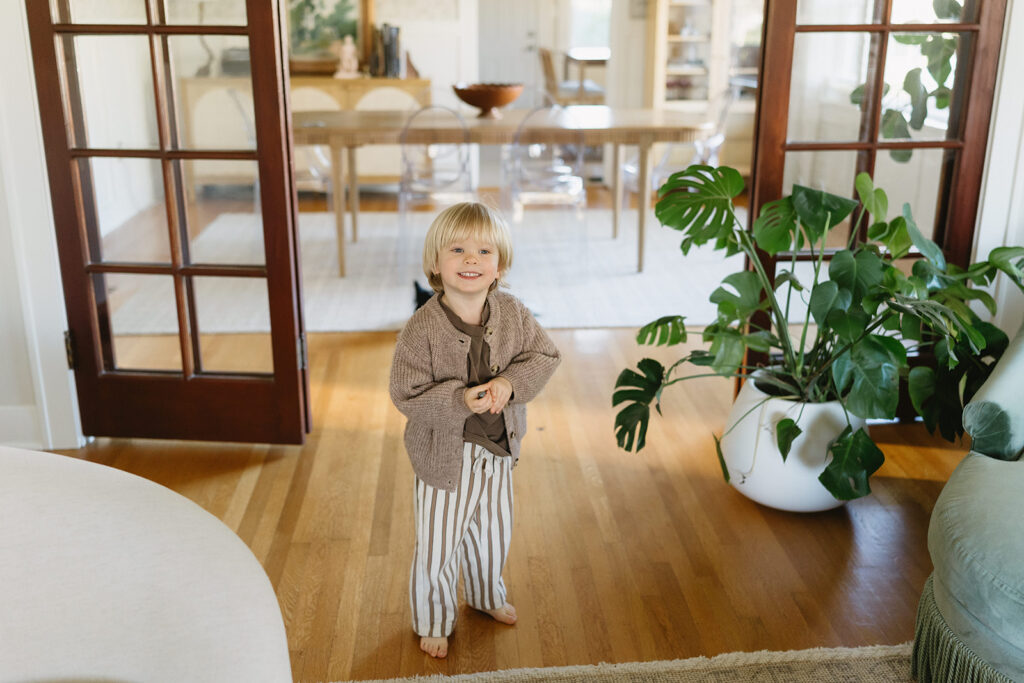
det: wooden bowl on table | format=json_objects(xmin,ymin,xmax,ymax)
[{"xmin": 452, "ymin": 83, "xmax": 524, "ymax": 119}]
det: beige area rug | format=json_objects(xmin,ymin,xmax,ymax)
[
  {"xmin": 110, "ymin": 208, "xmax": 744, "ymax": 334},
  {"xmin": 339, "ymin": 643, "xmax": 913, "ymax": 683}
]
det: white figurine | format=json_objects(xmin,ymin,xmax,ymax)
[{"xmin": 334, "ymin": 35, "xmax": 359, "ymax": 78}]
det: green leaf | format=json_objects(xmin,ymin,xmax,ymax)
[
  {"xmin": 843, "ymin": 334, "xmax": 907, "ymax": 419},
  {"xmin": 850, "ymin": 82, "xmax": 890, "ymax": 106},
  {"xmin": 775, "ymin": 418, "xmax": 802, "ymax": 462},
  {"xmin": 743, "ymin": 330, "xmax": 774, "ymax": 353},
  {"xmin": 868, "ymin": 216, "xmax": 912, "ymax": 258},
  {"xmin": 791, "ymin": 185, "xmax": 860, "ymax": 242},
  {"xmin": 855, "ymin": 172, "xmax": 888, "ymax": 221},
  {"xmin": 932, "ymin": 86, "xmax": 951, "ymax": 109},
  {"xmin": 831, "ymin": 350, "xmax": 854, "ymax": 394},
  {"xmin": 904, "ymin": 68, "xmax": 928, "ymax": 130},
  {"xmin": 889, "ymin": 148, "xmax": 914, "ymax": 163},
  {"xmin": 773, "ymin": 269, "xmax": 804, "ymax": 292},
  {"xmin": 908, "ymin": 366, "xmax": 936, "ymax": 418},
  {"xmin": 753, "ymin": 197, "xmax": 800, "ymax": 255},
  {"xmin": 903, "ymin": 203, "xmax": 946, "ymax": 269},
  {"xmin": 988, "ymin": 246, "xmax": 1024, "ymax": 286},
  {"xmin": 881, "ymin": 108, "xmax": 911, "ymax": 140},
  {"xmin": 900, "ymin": 313, "xmax": 922, "ymax": 341},
  {"xmin": 613, "ymin": 358, "xmax": 666, "ymax": 452},
  {"xmin": 656, "ymin": 165, "xmax": 745, "ymax": 253},
  {"xmin": 933, "ymin": 0, "xmax": 963, "ymax": 19},
  {"xmin": 921, "ymin": 35, "xmax": 957, "ymax": 85},
  {"xmin": 893, "ymin": 33, "xmax": 929, "ymax": 45},
  {"xmin": 829, "ymin": 249, "xmax": 885, "ymax": 301},
  {"xmin": 826, "ymin": 307, "xmax": 870, "ymax": 343},
  {"xmin": 636, "ymin": 315, "xmax": 688, "ymax": 346},
  {"xmin": 710, "ymin": 271, "xmax": 765, "ymax": 321},
  {"xmin": 818, "ymin": 426, "xmax": 885, "ymax": 501},
  {"xmin": 809, "ymin": 281, "xmax": 843, "ymax": 327},
  {"xmin": 811, "ymin": 280, "xmax": 851, "ymax": 327},
  {"xmin": 713, "ymin": 433, "xmax": 730, "ymax": 482},
  {"xmin": 708, "ymin": 328, "xmax": 745, "ymax": 377}
]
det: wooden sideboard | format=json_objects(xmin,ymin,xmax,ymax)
[{"xmin": 178, "ymin": 76, "xmax": 431, "ymax": 190}]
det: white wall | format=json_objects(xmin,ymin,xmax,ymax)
[
  {"xmin": 376, "ymin": 0, "xmax": 478, "ymax": 107},
  {"xmin": 607, "ymin": 0, "xmax": 647, "ymax": 108},
  {"xmin": 975, "ymin": 0, "xmax": 1024, "ymax": 334},
  {"xmin": 0, "ymin": 0, "xmax": 82, "ymax": 449}
]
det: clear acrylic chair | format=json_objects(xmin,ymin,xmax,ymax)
[
  {"xmin": 501, "ymin": 104, "xmax": 587, "ymax": 223},
  {"xmin": 621, "ymin": 87, "xmax": 736, "ymax": 201},
  {"xmin": 398, "ymin": 105, "xmax": 475, "ymax": 223}
]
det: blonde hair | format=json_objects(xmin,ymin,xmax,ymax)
[{"xmin": 423, "ymin": 202, "xmax": 514, "ymax": 293}]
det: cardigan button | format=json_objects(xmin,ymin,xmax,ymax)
[{"xmin": 490, "ymin": 364, "xmax": 499, "ymax": 374}]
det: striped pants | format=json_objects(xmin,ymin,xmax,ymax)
[{"xmin": 410, "ymin": 442, "xmax": 514, "ymax": 638}]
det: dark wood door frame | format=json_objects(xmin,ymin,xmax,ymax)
[
  {"xmin": 744, "ymin": 0, "xmax": 1007, "ymax": 376},
  {"xmin": 25, "ymin": 0, "xmax": 310, "ymax": 443}
]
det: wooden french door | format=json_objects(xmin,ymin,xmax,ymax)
[
  {"xmin": 750, "ymin": 0, "xmax": 1006, "ymax": 267},
  {"xmin": 26, "ymin": 0, "xmax": 310, "ymax": 444}
]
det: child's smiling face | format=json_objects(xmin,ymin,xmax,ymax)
[{"xmin": 433, "ymin": 233, "xmax": 501, "ymax": 298}]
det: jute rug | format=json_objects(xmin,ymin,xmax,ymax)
[
  {"xmin": 110, "ymin": 208, "xmax": 745, "ymax": 334},
  {"xmin": 339, "ymin": 642, "xmax": 913, "ymax": 682}
]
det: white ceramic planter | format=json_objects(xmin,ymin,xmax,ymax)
[{"xmin": 719, "ymin": 377, "xmax": 866, "ymax": 513}]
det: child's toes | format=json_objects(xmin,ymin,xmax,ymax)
[
  {"xmin": 420, "ymin": 636, "xmax": 448, "ymax": 658},
  {"xmin": 482, "ymin": 603, "xmax": 517, "ymax": 625}
]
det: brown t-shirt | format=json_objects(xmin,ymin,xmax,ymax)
[{"xmin": 439, "ymin": 298, "xmax": 512, "ymax": 458}]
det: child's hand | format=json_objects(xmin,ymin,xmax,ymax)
[
  {"xmin": 464, "ymin": 385, "xmax": 493, "ymax": 414},
  {"xmin": 483, "ymin": 377, "xmax": 513, "ymax": 414}
]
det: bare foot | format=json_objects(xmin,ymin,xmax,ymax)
[
  {"xmin": 478, "ymin": 603, "xmax": 517, "ymax": 625},
  {"xmin": 420, "ymin": 636, "xmax": 448, "ymax": 658}
]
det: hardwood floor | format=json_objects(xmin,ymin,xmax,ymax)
[
  {"xmin": 59, "ymin": 327, "xmax": 961, "ymax": 682},
  {"xmin": 58, "ymin": 184, "xmax": 956, "ymax": 680}
]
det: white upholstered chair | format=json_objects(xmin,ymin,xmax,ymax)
[{"xmin": 0, "ymin": 445, "xmax": 292, "ymax": 682}]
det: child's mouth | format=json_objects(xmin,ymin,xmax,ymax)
[{"xmin": 458, "ymin": 272, "xmax": 481, "ymax": 279}]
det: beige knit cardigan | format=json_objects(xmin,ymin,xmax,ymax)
[{"xmin": 389, "ymin": 290, "xmax": 561, "ymax": 491}]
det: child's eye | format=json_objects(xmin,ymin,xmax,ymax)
[
  {"xmin": 480, "ymin": 249, "xmax": 490, "ymax": 255},
  {"xmin": 451, "ymin": 247, "xmax": 463, "ymax": 253}
]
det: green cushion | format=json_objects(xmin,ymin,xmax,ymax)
[
  {"xmin": 962, "ymin": 319, "xmax": 1024, "ymax": 461},
  {"xmin": 928, "ymin": 453, "xmax": 1024, "ymax": 679}
]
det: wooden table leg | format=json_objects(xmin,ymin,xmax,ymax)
[
  {"xmin": 331, "ymin": 144, "xmax": 346, "ymax": 277},
  {"xmin": 612, "ymin": 143, "xmax": 622, "ymax": 239},
  {"xmin": 637, "ymin": 143, "xmax": 651, "ymax": 273},
  {"xmin": 347, "ymin": 146, "xmax": 359, "ymax": 243}
]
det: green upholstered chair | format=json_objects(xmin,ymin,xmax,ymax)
[{"xmin": 912, "ymin": 319, "xmax": 1024, "ymax": 683}]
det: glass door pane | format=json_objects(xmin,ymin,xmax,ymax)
[
  {"xmin": 50, "ymin": 0, "xmax": 147, "ymax": 24},
  {"xmin": 59, "ymin": 34, "xmax": 160, "ymax": 149}
]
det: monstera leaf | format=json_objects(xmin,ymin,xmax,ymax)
[
  {"xmin": 613, "ymin": 358, "xmax": 665, "ymax": 452},
  {"xmin": 656, "ymin": 165, "xmax": 745, "ymax": 255},
  {"xmin": 637, "ymin": 316, "xmax": 688, "ymax": 346}
]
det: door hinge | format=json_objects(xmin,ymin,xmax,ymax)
[
  {"xmin": 297, "ymin": 332, "xmax": 308, "ymax": 370},
  {"xmin": 64, "ymin": 330, "xmax": 76, "ymax": 370}
]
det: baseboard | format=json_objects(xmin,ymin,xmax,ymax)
[{"xmin": 0, "ymin": 405, "xmax": 42, "ymax": 450}]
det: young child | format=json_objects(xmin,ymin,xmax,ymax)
[{"xmin": 389, "ymin": 202, "xmax": 561, "ymax": 659}]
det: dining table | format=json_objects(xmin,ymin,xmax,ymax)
[{"xmin": 292, "ymin": 106, "xmax": 713, "ymax": 276}]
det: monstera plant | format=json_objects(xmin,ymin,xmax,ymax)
[{"xmin": 613, "ymin": 165, "xmax": 1024, "ymax": 501}]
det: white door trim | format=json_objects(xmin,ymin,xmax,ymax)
[{"xmin": 0, "ymin": 0, "xmax": 83, "ymax": 449}]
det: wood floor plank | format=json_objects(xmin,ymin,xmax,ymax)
[{"xmin": 56, "ymin": 325, "xmax": 962, "ymax": 682}]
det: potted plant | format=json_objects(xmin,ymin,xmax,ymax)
[{"xmin": 613, "ymin": 165, "xmax": 1024, "ymax": 509}]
